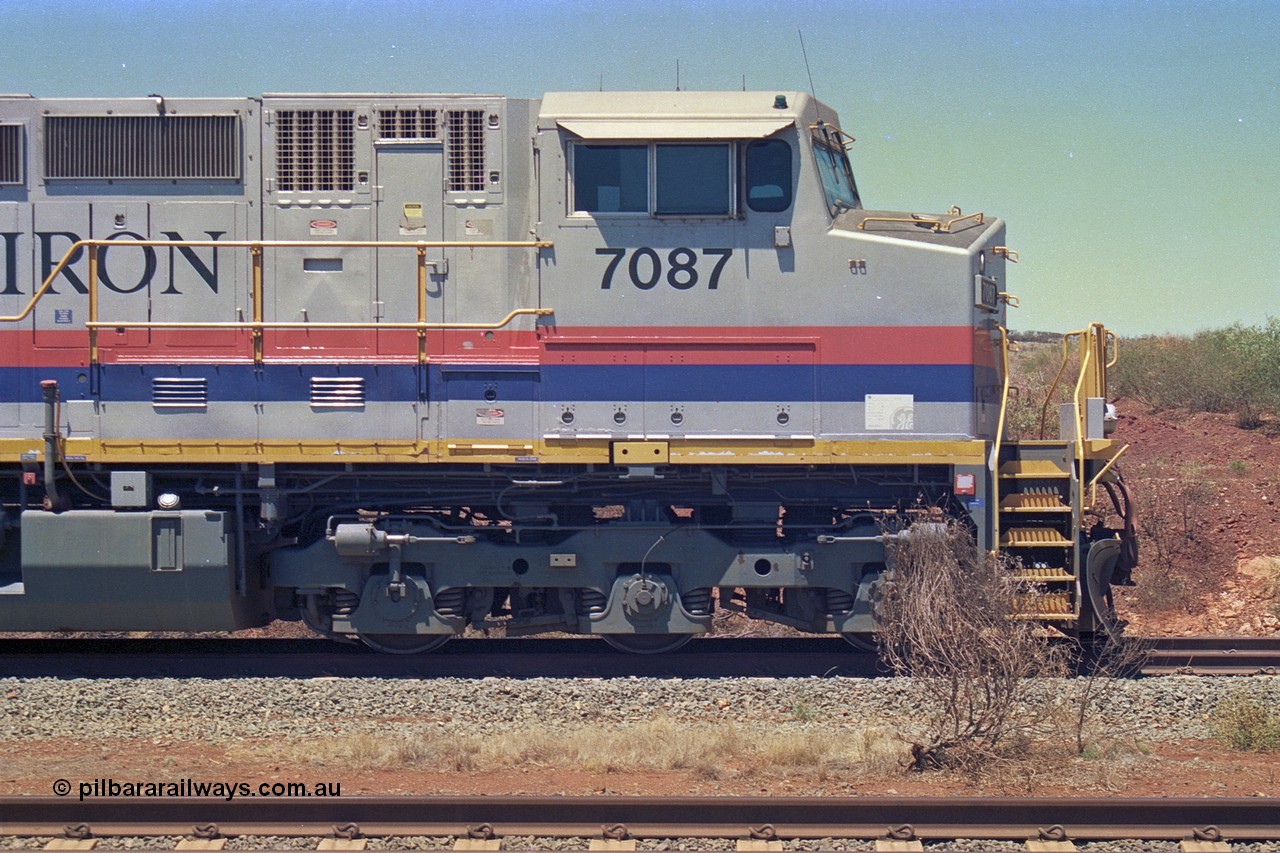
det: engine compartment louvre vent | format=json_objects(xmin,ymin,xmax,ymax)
[
  {"xmin": 310, "ymin": 376, "xmax": 365, "ymax": 408},
  {"xmin": 275, "ymin": 109, "xmax": 355, "ymax": 192},
  {"xmin": 152, "ymin": 377, "xmax": 209, "ymax": 409},
  {"xmin": 377, "ymin": 108, "xmax": 439, "ymax": 141},
  {"xmin": 0, "ymin": 124, "xmax": 21, "ymax": 185},
  {"xmin": 44, "ymin": 115, "xmax": 240, "ymax": 180},
  {"xmin": 446, "ymin": 109, "xmax": 486, "ymax": 192}
]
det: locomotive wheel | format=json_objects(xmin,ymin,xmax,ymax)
[
  {"xmin": 840, "ymin": 632, "xmax": 879, "ymax": 652},
  {"xmin": 359, "ymin": 633, "xmax": 452, "ymax": 654},
  {"xmin": 601, "ymin": 634, "xmax": 693, "ymax": 654}
]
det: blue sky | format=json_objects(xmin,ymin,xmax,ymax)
[{"xmin": 1, "ymin": 0, "xmax": 1276, "ymax": 335}]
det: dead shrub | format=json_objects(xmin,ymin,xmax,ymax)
[
  {"xmin": 875, "ymin": 522, "xmax": 1070, "ymax": 772},
  {"xmin": 1061, "ymin": 636, "xmax": 1153, "ymax": 757},
  {"xmin": 1128, "ymin": 478, "xmax": 1216, "ymax": 613}
]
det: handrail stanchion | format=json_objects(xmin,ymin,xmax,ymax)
[
  {"xmin": 86, "ymin": 244, "xmax": 99, "ymax": 366},
  {"xmin": 1072, "ymin": 337, "xmax": 1092, "ymax": 494},
  {"xmin": 417, "ymin": 245, "xmax": 428, "ymax": 365},
  {"xmin": 992, "ymin": 325, "xmax": 1011, "ymax": 554},
  {"xmin": 251, "ymin": 244, "xmax": 264, "ymax": 364}
]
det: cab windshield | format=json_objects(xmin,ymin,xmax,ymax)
[{"xmin": 812, "ymin": 125, "xmax": 859, "ymax": 216}]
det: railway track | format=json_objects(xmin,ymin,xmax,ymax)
[
  {"xmin": 0, "ymin": 635, "xmax": 1275, "ymax": 678},
  {"xmin": 0, "ymin": 636, "xmax": 881, "ymax": 678},
  {"xmin": 2, "ymin": 795, "xmax": 1278, "ymax": 844},
  {"xmin": 1143, "ymin": 636, "xmax": 1280, "ymax": 675}
]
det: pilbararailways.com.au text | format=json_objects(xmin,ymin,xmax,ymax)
[{"xmin": 55, "ymin": 778, "xmax": 341, "ymax": 801}]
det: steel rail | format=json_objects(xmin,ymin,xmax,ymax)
[
  {"xmin": 2, "ymin": 796, "xmax": 1278, "ymax": 841},
  {"xmin": 0, "ymin": 635, "xmax": 1278, "ymax": 678},
  {"xmin": 0, "ymin": 636, "xmax": 883, "ymax": 679},
  {"xmin": 1147, "ymin": 635, "xmax": 1280, "ymax": 651},
  {"xmin": 1141, "ymin": 635, "xmax": 1280, "ymax": 675}
]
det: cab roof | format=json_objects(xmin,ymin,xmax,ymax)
[{"xmin": 539, "ymin": 90, "xmax": 818, "ymax": 139}]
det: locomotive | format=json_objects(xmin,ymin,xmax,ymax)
[{"xmin": 0, "ymin": 89, "xmax": 1135, "ymax": 651}]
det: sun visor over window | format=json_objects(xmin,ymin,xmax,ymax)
[{"xmin": 557, "ymin": 117, "xmax": 793, "ymax": 140}]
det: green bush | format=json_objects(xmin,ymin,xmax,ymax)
[
  {"xmin": 1111, "ymin": 319, "xmax": 1280, "ymax": 420},
  {"xmin": 1209, "ymin": 693, "xmax": 1280, "ymax": 751}
]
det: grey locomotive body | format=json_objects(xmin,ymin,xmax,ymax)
[{"xmin": 0, "ymin": 90, "xmax": 1130, "ymax": 649}]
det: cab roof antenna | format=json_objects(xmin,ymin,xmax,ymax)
[{"xmin": 798, "ymin": 29, "xmax": 826, "ymax": 125}]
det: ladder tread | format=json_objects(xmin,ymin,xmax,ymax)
[
  {"xmin": 1000, "ymin": 528, "xmax": 1074, "ymax": 547},
  {"xmin": 1011, "ymin": 590, "xmax": 1074, "ymax": 618},
  {"xmin": 999, "ymin": 459, "xmax": 1071, "ymax": 478},
  {"xmin": 1001, "ymin": 492, "xmax": 1071, "ymax": 511},
  {"xmin": 1009, "ymin": 568, "xmax": 1076, "ymax": 581}
]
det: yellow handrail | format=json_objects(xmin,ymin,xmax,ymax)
[
  {"xmin": 87, "ymin": 244, "xmax": 99, "ymax": 363},
  {"xmin": 0, "ymin": 241, "xmax": 88, "ymax": 324},
  {"xmin": 2, "ymin": 238, "xmax": 554, "ymax": 365},
  {"xmin": 1086, "ymin": 443, "xmax": 1129, "ymax": 493},
  {"xmin": 251, "ymin": 244, "xmax": 263, "ymax": 362},
  {"xmin": 1032, "ymin": 323, "xmax": 1116, "ymax": 513},
  {"xmin": 10, "ymin": 239, "xmax": 556, "ymax": 251},
  {"xmin": 858, "ymin": 211, "xmax": 984, "ymax": 233},
  {"xmin": 1037, "ymin": 334, "xmax": 1074, "ymax": 440},
  {"xmin": 1038, "ymin": 323, "xmax": 1113, "ymax": 441},
  {"xmin": 992, "ymin": 325, "xmax": 1011, "ymax": 553},
  {"xmin": 83, "ymin": 307, "xmax": 553, "ymax": 331},
  {"xmin": 1071, "ymin": 332, "xmax": 1096, "ymax": 482}
]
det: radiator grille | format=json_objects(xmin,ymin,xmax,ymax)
[
  {"xmin": 0, "ymin": 125, "xmax": 20, "ymax": 184},
  {"xmin": 275, "ymin": 110, "xmax": 355, "ymax": 192},
  {"xmin": 152, "ymin": 377, "xmax": 208, "ymax": 409},
  {"xmin": 447, "ymin": 109, "xmax": 486, "ymax": 192},
  {"xmin": 44, "ymin": 115, "xmax": 240, "ymax": 180},
  {"xmin": 378, "ymin": 108, "xmax": 439, "ymax": 141},
  {"xmin": 310, "ymin": 376, "xmax": 365, "ymax": 408}
]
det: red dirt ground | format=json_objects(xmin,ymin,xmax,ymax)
[
  {"xmin": 1110, "ymin": 403, "xmax": 1280, "ymax": 635},
  {"xmin": 1, "ymin": 737, "xmax": 1278, "ymax": 799}
]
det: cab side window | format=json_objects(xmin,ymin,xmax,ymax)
[
  {"xmin": 745, "ymin": 139, "xmax": 791, "ymax": 212},
  {"xmin": 655, "ymin": 144, "xmax": 731, "ymax": 215},
  {"xmin": 571, "ymin": 142, "xmax": 732, "ymax": 217},
  {"xmin": 812, "ymin": 131, "xmax": 859, "ymax": 215},
  {"xmin": 573, "ymin": 144, "xmax": 647, "ymax": 213}
]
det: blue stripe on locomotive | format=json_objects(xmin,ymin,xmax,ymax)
[{"xmin": 3, "ymin": 363, "xmax": 985, "ymax": 404}]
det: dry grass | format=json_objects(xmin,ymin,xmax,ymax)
[
  {"xmin": 259, "ymin": 717, "xmax": 903, "ymax": 780},
  {"xmin": 976, "ymin": 735, "xmax": 1153, "ymax": 795},
  {"xmin": 1006, "ymin": 341, "xmax": 1078, "ymax": 441},
  {"xmin": 1209, "ymin": 693, "xmax": 1280, "ymax": 752}
]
